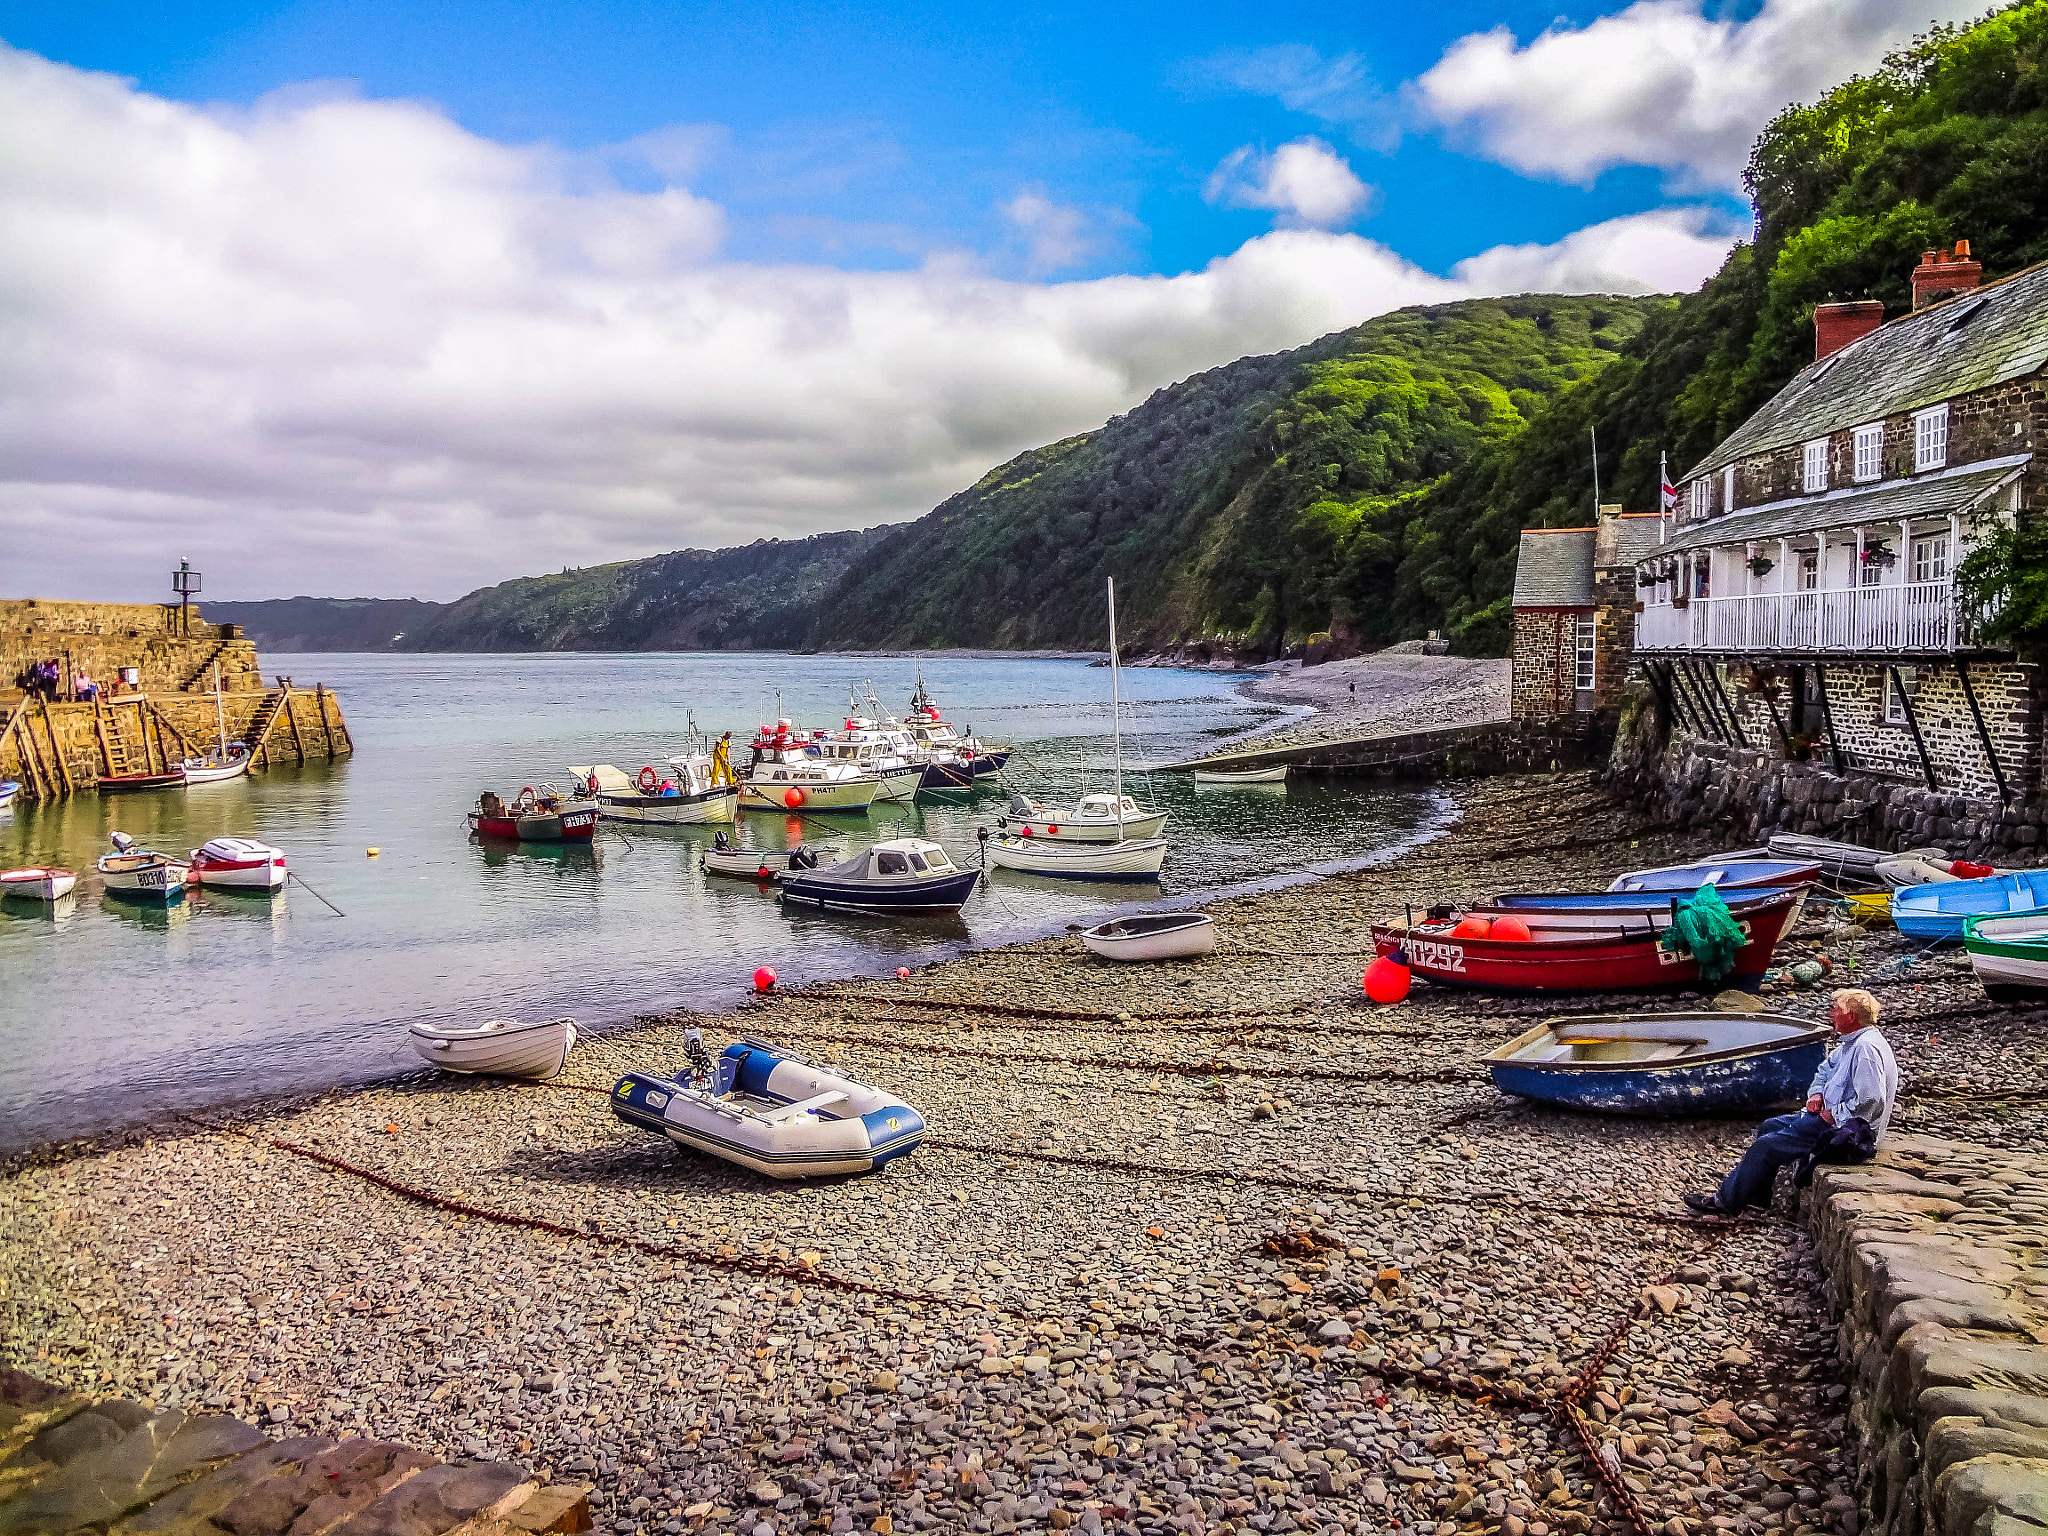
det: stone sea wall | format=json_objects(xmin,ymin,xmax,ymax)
[
  {"xmin": 1185, "ymin": 711, "xmax": 1615, "ymax": 778},
  {"xmin": 1804, "ymin": 1136, "xmax": 2048, "ymax": 1536},
  {"xmin": 0, "ymin": 600, "xmax": 263, "ymax": 697}
]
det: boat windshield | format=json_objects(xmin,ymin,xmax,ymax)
[
  {"xmin": 925, "ymin": 851, "xmax": 954, "ymax": 871},
  {"xmin": 906, "ymin": 852, "xmax": 929, "ymax": 872},
  {"xmin": 876, "ymin": 851, "xmax": 910, "ymax": 874}
]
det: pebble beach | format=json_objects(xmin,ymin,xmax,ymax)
[{"xmin": 7, "ymin": 772, "xmax": 2046, "ymax": 1536}]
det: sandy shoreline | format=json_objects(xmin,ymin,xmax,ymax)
[{"xmin": 9, "ymin": 772, "xmax": 2040, "ymax": 1536}]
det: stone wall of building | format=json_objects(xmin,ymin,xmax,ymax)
[
  {"xmin": 1511, "ymin": 610, "xmax": 1582, "ymax": 718},
  {"xmin": 0, "ymin": 599, "xmax": 263, "ymax": 697},
  {"xmin": 1803, "ymin": 1136, "xmax": 2048, "ymax": 1536}
]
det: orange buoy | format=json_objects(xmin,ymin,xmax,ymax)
[
  {"xmin": 753, "ymin": 967, "xmax": 776, "ymax": 992},
  {"xmin": 1490, "ymin": 915, "xmax": 1533, "ymax": 942},
  {"xmin": 1450, "ymin": 915, "xmax": 1492, "ymax": 940},
  {"xmin": 1047, "ymin": 824, "xmax": 1060, "ymax": 835},
  {"xmin": 1362, "ymin": 955, "xmax": 1411, "ymax": 1004},
  {"xmin": 896, "ymin": 967, "xmax": 910, "ymax": 979},
  {"xmin": 784, "ymin": 787, "xmax": 806, "ymax": 808},
  {"xmin": 1021, "ymin": 826, "xmax": 1034, "ymax": 837}
]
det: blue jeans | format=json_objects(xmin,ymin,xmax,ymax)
[{"xmin": 1717, "ymin": 1111, "xmax": 1830, "ymax": 1211}]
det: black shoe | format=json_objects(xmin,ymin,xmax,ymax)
[{"xmin": 1682, "ymin": 1191, "xmax": 1726, "ymax": 1215}]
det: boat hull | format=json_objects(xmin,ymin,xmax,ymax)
[
  {"xmin": 190, "ymin": 838, "xmax": 287, "ymax": 891},
  {"xmin": 1080, "ymin": 913, "xmax": 1216, "ymax": 959},
  {"xmin": 597, "ymin": 786, "xmax": 738, "ymax": 825},
  {"xmin": 740, "ymin": 777, "xmax": 880, "ymax": 812},
  {"xmin": 98, "ymin": 771, "xmax": 186, "ymax": 793},
  {"xmin": 1372, "ymin": 891, "xmax": 1799, "ymax": 993},
  {"xmin": 1893, "ymin": 870, "xmax": 2048, "ymax": 942},
  {"xmin": 1481, "ymin": 886, "xmax": 1810, "ymax": 931},
  {"xmin": 1484, "ymin": 1013, "xmax": 1828, "ymax": 1116},
  {"xmin": 988, "ymin": 837, "xmax": 1167, "ymax": 880},
  {"xmin": 779, "ymin": 865, "xmax": 981, "ymax": 914},
  {"xmin": 917, "ymin": 759, "xmax": 979, "ymax": 791},
  {"xmin": 1964, "ymin": 911, "xmax": 2048, "ymax": 999},
  {"xmin": 1606, "ymin": 858, "xmax": 1820, "ymax": 894},
  {"xmin": 410, "ymin": 1017, "xmax": 577, "ymax": 1079},
  {"xmin": 1194, "ymin": 766, "xmax": 1288, "ymax": 784},
  {"xmin": 0, "ymin": 867, "xmax": 77, "ymax": 901},
  {"xmin": 97, "ymin": 856, "xmax": 189, "ymax": 901},
  {"xmin": 469, "ymin": 804, "xmax": 599, "ymax": 841},
  {"xmin": 1009, "ymin": 813, "xmax": 1170, "ymax": 844}
]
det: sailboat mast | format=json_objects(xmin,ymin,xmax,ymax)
[
  {"xmin": 213, "ymin": 661, "xmax": 227, "ymax": 757},
  {"xmin": 1108, "ymin": 577, "xmax": 1123, "ymax": 845}
]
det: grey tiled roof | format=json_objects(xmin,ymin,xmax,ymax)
[
  {"xmin": 1648, "ymin": 455, "xmax": 2027, "ymax": 557},
  {"xmin": 1686, "ymin": 261, "xmax": 2048, "ymax": 482},
  {"xmin": 1512, "ymin": 528, "xmax": 1596, "ymax": 607},
  {"xmin": 1602, "ymin": 515, "xmax": 1668, "ymax": 568}
]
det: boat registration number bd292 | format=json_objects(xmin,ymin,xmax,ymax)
[{"xmin": 1406, "ymin": 938, "xmax": 1466, "ymax": 973}]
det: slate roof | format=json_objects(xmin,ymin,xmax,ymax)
[
  {"xmin": 1602, "ymin": 514, "xmax": 1668, "ymax": 568},
  {"xmin": 1685, "ymin": 261, "xmax": 2048, "ymax": 483},
  {"xmin": 1650, "ymin": 454, "xmax": 2028, "ymax": 557},
  {"xmin": 1512, "ymin": 528, "xmax": 1597, "ymax": 608}
]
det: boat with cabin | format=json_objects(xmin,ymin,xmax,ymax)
[
  {"xmin": 740, "ymin": 721, "xmax": 882, "ymax": 812},
  {"xmin": 811, "ymin": 691, "xmax": 925, "ymax": 801},
  {"xmin": 572, "ymin": 753, "xmax": 738, "ymax": 825},
  {"xmin": 1892, "ymin": 869, "xmax": 2048, "ymax": 942},
  {"xmin": 905, "ymin": 671, "xmax": 1009, "ymax": 780},
  {"xmin": 409, "ymin": 1016, "xmax": 578, "ymax": 1079},
  {"xmin": 610, "ymin": 1032, "xmax": 925, "ymax": 1178},
  {"xmin": 1003, "ymin": 791, "xmax": 1168, "ymax": 844},
  {"xmin": 468, "ymin": 785, "xmax": 599, "ymax": 842},
  {"xmin": 778, "ymin": 838, "xmax": 979, "ymax": 915},
  {"xmin": 1483, "ymin": 1012, "xmax": 1830, "ymax": 1115}
]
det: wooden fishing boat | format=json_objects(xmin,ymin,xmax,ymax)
[
  {"xmin": 0, "ymin": 867, "xmax": 77, "ymax": 901},
  {"xmin": 1193, "ymin": 765, "xmax": 1288, "ymax": 784},
  {"xmin": 1605, "ymin": 856, "xmax": 1819, "ymax": 894},
  {"xmin": 740, "ymin": 722, "xmax": 882, "ymax": 812},
  {"xmin": 188, "ymin": 837, "xmax": 286, "ymax": 891},
  {"xmin": 1483, "ymin": 1012, "xmax": 1830, "ymax": 1115},
  {"xmin": 1369, "ymin": 888, "xmax": 1801, "ymax": 993},
  {"xmin": 409, "ymin": 1016, "xmax": 578, "ymax": 1079},
  {"xmin": 778, "ymin": 839, "xmax": 980, "ymax": 915},
  {"xmin": 1080, "ymin": 911, "xmax": 1216, "ymax": 960},
  {"xmin": 468, "ymin": 785, "xmax": 598, "ymax": 842},
  {"xmin": 986, "ymin": 833, "xmax": 1166, "ymax": 880},
  {"xmin": 702, "ymin": 838, "xmax": 836, "ymax": 881},
  {"xmin": 611, "ymin": 1034, "xmax": 924, "ymax": 1178},
  {"xmin": 1893, "ymin": 870, "xmax": 2048, "ymax": 942},
  {"xmin": 1964, "ymin": 909, "xmax": 2048, "ymax": 1000},
  {"xmin": 96, "ymin": 835, "xmax": 189, "ymax": 902},
  {"xmin": 98, "ymin": 768, "xmax": 187, "ymax": 793},
  {"xmin": 572, "ymin": 760, "xmax": 738, "ymax": 825}
]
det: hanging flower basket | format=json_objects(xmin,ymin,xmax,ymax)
[
  {"xmin": 1746, "ymin": 555, "xmax": 1775, "ymax": 578},
  {"xmin": 1861, "ymin": 539, "xmax": 1896, "ymax": 569},
  {"xmin": 1637, "ymin": 569, "xmax": 1662, "ymax": 588},
  {"xmin": 1671, "ymin": 595, "xmax": 1691, "ymax": 610}
]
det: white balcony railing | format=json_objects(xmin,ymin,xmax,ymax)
[{"xmin": 1636, "ymin": 582, "xmax": 1960, "ymax": 653}]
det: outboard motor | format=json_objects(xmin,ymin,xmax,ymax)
[
  {"xmin": 714, "ymin": 831, "xmax": 731, "ymax": 851},
  {"xmin": 681, "ymin": 1027, "xmax": 715, "ymax": 1089},
  {"xmin": 110, "ymin": 830, "xmax": 136, "ymax": 853}
]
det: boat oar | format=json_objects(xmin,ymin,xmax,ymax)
[{"xmin": 288, "ymin": 870, "xmax": 345, "ymax": 917}]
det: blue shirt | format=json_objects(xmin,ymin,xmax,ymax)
[{"xmin": 1807, "ymin": 1026, "xmax": 1900, "ymax": 1139}]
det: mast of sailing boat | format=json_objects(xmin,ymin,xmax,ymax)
[
  {"xmin": 212, "ymin": 661, "xmax": 228, "ymax": 762},
  {"xmin": 1108, "ymin": 577, "xmax": 1123, "ymax": 847}
]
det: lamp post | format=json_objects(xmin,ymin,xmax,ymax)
[{"xmin": 172, "ymin": 559, "xmax": 201, "ymax": 638}]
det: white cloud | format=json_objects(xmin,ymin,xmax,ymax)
[
  {"xmin": 1205, "ymin": 138, "xmax": 1376, "ymax": 230},
  {"xmin": 0, "ymin": 45, "xmax": 1734, "ymax": 601},
  {"xmin": 1415, "ymin": 0, "xmax": 1986, "ymax": 191},
  {"xmin": 1450, "ymin": 206, "xmax": 1744, "ymax": 293},
  {"xmin": 1188, "ymin": 45, "xmax": 1396, "ymax": 151},
  {"xmin": 1000, "ymin": 187, "xmax": 1094, "ymax": 274}
]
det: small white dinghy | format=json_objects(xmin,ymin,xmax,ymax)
[
  {"xmin": 1080, "ymin": 911, "xmax": 1216, "ymax": 960},
  {"xmin": 986, "ymin": 832, "xmax": 1167, "ymax": 880},
  {"xmin": 188, "ymin": 837, "xmax": 287, "ymax": 891},
  {"xmin": 1192, "ymin": 765, "xmax": 1288, "ymax": 784},
  {"xmin": 0, "ymin": 867, "xmax": 78, "ymax": 902},
  {"xmin": 97, "ymin": 833, "xmax": 189, "ymax": 902},
  {"xmin": 611, "ymin": 1032, "xmax": 925, "ymax": 1179},
  {"xmin": 409, "ymin": 1016, "xmax": 578, "ymax": 1080},
  {"xmin": 703, "ymin": 839, "xmax": 837, "ymax": 881}
]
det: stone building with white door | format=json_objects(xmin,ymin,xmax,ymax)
[{"xmin": 1610, "ymin": 245, "xmax": 2048, "ymax": 855}]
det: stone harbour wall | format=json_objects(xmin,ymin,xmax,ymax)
[
  {"xmin": 1802, "ymin": 1136, "xmax": 2048, "ymax": 1536},
  {"xmin": 1184, "ymin": 710, "xmax": 1616, "ymax": 779},
  {"xmin": 0, "ymin": 600, "xmax": 263, "ymax": 697}
]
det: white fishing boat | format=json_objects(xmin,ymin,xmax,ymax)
[
  {"xmin": 1193, "ymin": 765, "xmax": 1288, "ymax": 784},
  {"xmin": 1003, "ymin": 791, "xmax": 1168, "ymax": 843},
  {"xmin": 1080, "ymin": 911, "xmax": 1216, "ymax": 960},
  {"xmin": 409, "ymin": 1016, "xmax": 578, "ymax": 1080},
  {"xmin": 702, "ymin": 837, "xmax": 836, "ymax": 881},
  {"xmin": 187, "ymin": 837, "xmax": 287, "ymax": 891},
  {"xmin": 96, "ymin": 833, "xmax": 188, "ymax": 902},
  {"xmin": 610, "ymin": 1032, "xmax": 925, "ymax": 1178},
  {"xmin": 178, "ymin": 663, "xmax": 254, "ymax": 784},
  {"xmin": 572, "ymin": 756, "xmax": 738, "ymax": 825},
  {"xmin": 903, "ymin": 670, "xmax": 1009, "ymax": 781},
  {"xmin": 0, "ymin": 866, "xmax": 78, "ymax": 902},
  {"xmin": 740, "ymin": 721, "xmax": 882, "ymax": 812},
  {"xmin": 812, "ymin": 689, "xmax": 926, "ymax": 801}
]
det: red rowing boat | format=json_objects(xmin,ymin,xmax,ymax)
[
  {"xmin": 468, "ymin": 785, "xmax": 597, "ymax": 842},
  {"xmin": 1369, "ymin": 889, "xmax": 1802, "ymax": 993}
]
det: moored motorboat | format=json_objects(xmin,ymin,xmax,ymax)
[
  {"xmin": 468, "ymin": 785, "xmax": 599, "ymax": 842},
  {"xmin": 778, "ymin": 839, "xmax": 979, "ymax": 915},
  {"xmin": 610, "ymin": 1032, "xmax": 924, "ymax": 1178},
  {"xmin": 1193, "ymin": 765, "xmax": 1288, "ymax": 784},
  {"xmin": 1964, "ymin": 909, "xmax": 2048, "ymax": 1000},
  {"xmin": 813, "ymin": 691, "xmax": 926, "ymax": 801},
  {"xmin": 188, "ymin": 837, "xmax": 287, "ymax": 891},
  {"xmin": 1893, "ymin": 870, "xmax": 2048, "ymax": 942},
  {"xmin": 905, "ymin": 672, "xmax": 1009, "ymax": 778},
  {"xmin": 178, "ymin": 743, "xmax": 253, "ymax": 784},
  {"xmin": 1370, "ymin": 888, "xmax": 1801, "ymax": 992},
  {"xmin": 572, "ymin": 757, "xmax": 738, "ymax": 826},
  {"xmin": 0, "ymin": 866, "xmax": 78, "ymax": 902},
  {"xmin": 1003, "ymin": 791, "xmax": 1168, "ymax": 843},
  {"xmin": 702, "ymin": 837, "xmax": 836, "ymax": 881},
  {"xmin": 409, "ymin": 1016, "xmax": 578, "ymax": 1079},
  {"xmin": 1605, "ymin": 856, "xmax": 1820, "ymax": 894},
  {"xmin": 1080, "ymin": 911, "xmax": 1216, "ymax": 960},
  {"xmin": 1483, "ymin": 1012, "xmax": 1830, "ymax": 1115},
  {"xmin": 96, "ymin": 833, "xmax": 189, "ymax": 902},
  {"xmin": 985, "ymin": 832, "xmax": 1167, "ymax": 880},
  {"xmin": 740, "ymin": 721, "xmax": 882, "ymax": 812}
]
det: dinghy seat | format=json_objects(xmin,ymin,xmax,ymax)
[{"xmin": 759, "ymin": 1091, "xmax": 849, "ymax": 1124}]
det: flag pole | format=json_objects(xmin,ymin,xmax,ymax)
[
  {"xmin": 1590, "ymin": 425, "xmax": 1601, "ymax": 517},
  {"xmin": 1660, "ymin": 450, "xmax": 1669, "ymax": 545}
]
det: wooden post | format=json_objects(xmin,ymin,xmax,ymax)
[
  {"xmin": 38, "ymin": 700, "xmax": 74, "ymax": 796},
  {"xmin": 149, "ymin": 703, "xmax": 197, "ymax": 761},
  {"xmin": 315, "ymin": 684, "xmax": 338, "ymax": 757},
  {"xmin": 284, "ymin": 693, "xmax": 306, "ymax": 761},
  {"xmin": 92, "ymin": 699, "xmax": 115, "ymax": 777},
  {"xmin": 17, "ymin": 712, "xmax": 52, "ymax": 800}
]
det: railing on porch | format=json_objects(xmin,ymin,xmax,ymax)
[{"xmin": 1636, "ymin": 581, "xmax": 1960, "ymax": 653}]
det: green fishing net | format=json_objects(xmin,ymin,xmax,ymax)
[{"xmin": 1659, "ymin": 883, "xmax": 1748, "ymax": 984}]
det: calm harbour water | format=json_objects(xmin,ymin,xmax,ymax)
[{"xmin": 0, "ymin": 653, "xmax": 1446, "ymax": 1151}]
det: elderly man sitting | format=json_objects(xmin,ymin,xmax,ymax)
[{"xmin": 1683, "ymin": 988, "xmax": 1898, "ymax": 1216}]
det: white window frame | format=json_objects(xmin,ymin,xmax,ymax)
[
  {"xmin": 1886, "ymin": 667, "xmax": 1918, "ymax": 724},
  {"xmin": 1912, "ymin": 531, "xmax": 1949, "ymax": 583},
  {"xmin": 1799, "ymin": 552, "xmax": 1819, "ymax": 590},
  {"xmin": 1913, "ymin": 404, "xmax": 1949, "ymax": 472},
  {"xmin": 1722, "ymin": 466, "xmax": 1736, "ymax": 513},
  {"xmin": 1853, "ymin": 423, "xmax": 1884, "ymax": 482},
  {"xmin": 1573, "ymin": 615, "xmax": 1596, "ymax": 691},
  {"xmin": 1688, "ymin": 478, "xmax": 1711, "ymax": 519},
  {"xmin": 1802, "ymin": 438, "xmax": 1828, "ymax": 493}
]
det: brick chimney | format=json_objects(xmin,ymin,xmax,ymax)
[
  {"xmin": 1911, "ymin": 240, "xmax": 1982, "ymax": 310},
  {"xmin": 1814, "ymin": 300, "xmax": 1885, "ymax": 362}
]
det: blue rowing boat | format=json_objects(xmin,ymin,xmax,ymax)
[
  {"xmin": 1892, "ymin": 869, "xmax": 2048, "ymax": 942},
  {"xmin": 1483, "ymin": 1011, "xmax": 1829, "ymax": 1116},
  {"xmin": 1605, "ymin": 857, "xmax": 1820, "ymax": 894}
]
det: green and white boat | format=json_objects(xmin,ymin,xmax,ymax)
[{"xmin": 1963, "ymin": 908, "xmax": 2048, "ymax": 1001}]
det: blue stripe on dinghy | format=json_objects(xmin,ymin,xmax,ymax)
[
  {"xmin": 724, "ymin": 1043, "xmax": 784, "ymax": 1097},
  {"xmin": 862, "ymin": 1103, "xmax": 924, "ymax": 1151}
]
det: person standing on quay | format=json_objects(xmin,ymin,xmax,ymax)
[{"xmin": 1683, "ymin": 988, "xmax": 1898, "ymax": 1215}]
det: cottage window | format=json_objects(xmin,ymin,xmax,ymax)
[
  {"xmin": 1694, "ymin": 559, "xmax": 1710, "ymax": 599},
  {"xmin": 1886, "ymin": 667, "xmax": 1918, "ymax": 725},
  {"xmin": 1912, "ymin": 532, "xmax": 1949, "ymax": 583},
  {"xmin": 1688, "ymin": 478, "xmax": 1711, "ymax": 519},
  {"xmin": 1722, "ymin": 466, "xmax": 1736, "ymax": 513},
  {"xmin": 1574, "ymin": 616, "xmax": 1596, "ymax": 691},
  {"xmin": 1799, "ymin": 552, "xmax": 1819, "ymax": 589},
  {"xmin": 1802, "ymin": 439, "xmax": 1828, "ymax": 493},
  {"xmin": 1913, "ymin": 404, "xmax": 1949, "ymax": 472},
  {"xmin": 1853, "ymin": 423, "xmax": 1883, "ymax": 482}
]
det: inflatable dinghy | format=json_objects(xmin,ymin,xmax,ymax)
[{"xmin": 611, "ymin": 1033, "xmax": 924, "ymax": 1178}]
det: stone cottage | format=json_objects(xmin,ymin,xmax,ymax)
[{"xmin": 1510, "ymin": 508, "xmax": 1665, "ymax": 717}]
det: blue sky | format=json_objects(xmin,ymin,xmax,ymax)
[{"xmin": 0, "ymin": 0, "xmax": 1984, "ymax": 599}]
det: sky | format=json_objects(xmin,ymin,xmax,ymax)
[{"xmin": 0, "ymin": 0, "xmax": 1985, "ymax": 602}]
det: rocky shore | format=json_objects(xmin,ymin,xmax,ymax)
[
  {"xmin": 1233, "ymin": 654, "xmax": 1510, "ymax": 751},
  {"xmin": 6, "ymin": 773, "xmax": 2046, "ymax": 1536}
]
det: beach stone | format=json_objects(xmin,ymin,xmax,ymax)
[
  {"xmin": 210, "ymin": 1438, "xmax": 437, "ymax": 1536},
  {"xmin": 113, "ymin": 1438, "xmax": 340, "ymax": 1536},
  {"xmin": 333, "ymin": 1462, "xmax": 533, "ymax": 1536},
  {"xmin": 0, "ymin": 1409, "xmax": 264, "ymax": 1536}
]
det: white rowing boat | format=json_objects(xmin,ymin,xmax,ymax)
[
  {"xmin": 0, "ymin": 867, "xmax": 77, "ymax": 902},
  {"xmin": 1192, "ymin": 765, "xmax": 1287, "ymax": 784},
  {"xmin": 188, "ymin": 837, "xmax": 287, "ymax": 891},
  {"xmin": 409, "ymin": 1016, "xmax": 578, "ymax": 1079},
  {"xmin": 985, "ymin": 833, "xmax": 1167, "ymax": 880},
  {"xmin": 97, "ymin": 834, "xmax": 188, "ymax": 901},
  {"xmin": 1079, "ymin": 911, "xmax": 1216, "ymax": 960}
]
